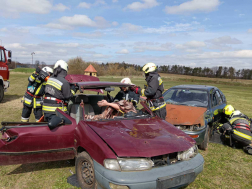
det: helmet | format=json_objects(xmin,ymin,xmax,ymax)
[
  {"xmin": 120, "ymin": 78, "xmax": 134, "ymax": 85},
  {"xmin": 54, "ymin": 60, "xmax": 68, "ymax": 72},
  {"xmin": 223, "ymin": 105, "xmax": 234, "ymax": 116},
  {"xmin": 42, "ymin": 66, "xmax": 53, "ymax": 74},
  {"xmin": 142, "ymin": 62, "xmax": 157, "ymax": 74}
]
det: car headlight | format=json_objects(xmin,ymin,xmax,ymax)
[
  {"xmin": 104, "ymin": 158, "xmax": 154, "ymax": 171},
  {"xmin": 177, "ymin": 145, "xmax": 198, "ymax": 161}
]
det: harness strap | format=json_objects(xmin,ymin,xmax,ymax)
[
  {"xmin": 26, "ymin": 91, "xmax": 34, "ymax": 97},
  {"xmin": 234, "ymin": 126, "xmax": 250, "ymax": 131},
  {"xmin": 44, "ymin": 97, "xmax": 67, "ymax": 105}
]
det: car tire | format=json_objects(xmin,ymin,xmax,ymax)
[
  {"xmin": 199, "ymin": 125, "xmax": 210, "ymax": 150},
  {"xmin": 76, "ymin": 151, "xmax": 97, "ymax": 189},
  {"xmin": 0, "ymin": 84, "xmax": 4, "ymax": 103}
]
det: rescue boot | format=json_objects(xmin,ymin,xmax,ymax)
[{"xmin": 243, "ymin": 146, "xmax": 252, "ymax": 155}]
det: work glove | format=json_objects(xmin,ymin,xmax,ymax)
[
  {"xmin": 39, "ymin": 70, "xmax": 49, "ymax": 80},
  {"xmin": 70, "ymin": 83, "xmax": 79, "ymax": 93},
  {"xmin": 134, "ymin": 86, "xmax": 142, "ymax": 95},
  {"xmin": 36, "ymin": 67, "xmax": 41, "ymax": 74},
  {"xmin": 144, "ymin": 84, "xmax": 148, "ymax": 89}
]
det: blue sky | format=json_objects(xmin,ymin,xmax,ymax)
[{"xmin": 0, "ymin": 0, "xmax": 252, "ymax": 68}]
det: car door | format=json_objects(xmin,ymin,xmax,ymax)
[
  {"xmin": 210, "ymin": 89, "xmax": 226, "ymax": 123},
  {"xmin": 0, "ymin": 110, "xmax": 77, "ymax": 166}
]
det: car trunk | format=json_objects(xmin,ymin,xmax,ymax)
[{"xmin": 86, "ymin": 117, "xmax": 195, "ymax": 157}]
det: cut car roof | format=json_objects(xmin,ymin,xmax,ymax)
[{"xmin": 78, "ymin": 81, "xmax": 132, "ymax": 90}]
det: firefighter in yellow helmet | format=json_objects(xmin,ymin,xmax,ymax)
[
  {"xmin": 219, "ymin": 105, "xmax": 252, "ymax": 155},
  {"xmin": 134, "ymin": 63, "xmax": 166, "ymax": 119}
]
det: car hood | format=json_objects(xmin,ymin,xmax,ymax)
[
  {"xmin": 86, "ymin": 118, "xmax": 195, "ymax": 157},
  {"xmin": 165, "ymin": 104, "xmax": 207, "ymax": 126}
]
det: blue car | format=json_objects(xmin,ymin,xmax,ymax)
[{"xmin": 163, "ymin": 85, "xmax": 227, "ymax": 150}]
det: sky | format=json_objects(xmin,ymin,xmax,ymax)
[{"xmin": 0, "ymin": 0, "xmax": 252, "ymax": 69}]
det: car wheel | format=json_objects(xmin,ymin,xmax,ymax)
[
  {"xmin": 199, "ymin": 125, "xmax": 210, "ymax": 150},
  {"xmin": 76, "ymin": 151, "xmax": 97, "ymax": 189},
  {"xmin": 0, "ymin": 84, "xmax": 4, "ymax": 103}
]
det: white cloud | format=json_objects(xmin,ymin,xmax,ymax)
[
  {"xmin": 125, "ymin": 0, "xmax": 159, "ymax": 11},
  {"xmin": 112, "ymin": 21, "xmax": 119, "ymax": 26},
  {"xmin": 78, "ymin": 2, "xmax": 92, "ymax": 9},
  {"xmin": 176, "ymin": 41, "xmax": 206, "ymax": 53},
  {"xmin": 112, "ymin": 0, "xmax": 118, "ymax": 2},
  {"xmin": 0, "ymin": 28, "xmax": 8, "ymax": 32},
  {"xmin": 78, "ymin": 0, "xmax": 106, "ymax": 9},
  {"xmin": 206, "ymin": 36, "xmax": 242, "ymax": 45},
  {"xmin": 7, "ymin": 43, "xmax": 26, "ymax": 49},
  {"xmin": 73, "ymin": 31, "xmax": 103, "ymax": 38},
  {"xmin": 134, "ymin": 42, "xmax": 174, "ymax": 52},
  {"xmin": 53, "ymin": 3, "xmax": 70, "ymax": 11},
  {"xmin": 116, "ymin": 49, "xmax": 130, "ymax": 54},
  {"xmin": 0, "ymin": 0, "xmax": 69, "ymax": 17},
  {"xmin": 165, "ymin": 0, "xmax": 220, "ymax": 15},
  {"xmin": 247, "ymin": 29, "xmax": 252, "ymax": 33},
  {"xmin": 45, "ymin": 15, "xmax": 112, "ymax": 30},
  {"xmin": 121, "ymin": 23, "xmax": 143, "ymax": 32},
  {"xmin": 239, "ymin": 14, "xmax": 245, "ymax": 17}
]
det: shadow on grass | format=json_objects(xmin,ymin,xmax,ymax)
[
  {"xmin": 2, "ymin": 94, "xmax": 23, "ymax": 103},
  {"xmin": 7, "ymin": 159, "xmax": 75, "ymax": 175}
]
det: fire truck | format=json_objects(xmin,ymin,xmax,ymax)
[{"xmin": 0, "ymin": 45, "xmax": 11, "ymax": 102}]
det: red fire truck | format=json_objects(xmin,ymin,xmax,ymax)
[{"xmin": 0, "ymin": 45, "xmax": 11, "ymax": 102}]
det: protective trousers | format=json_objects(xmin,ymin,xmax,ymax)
[
  {"xmin": 153, "ymin": 106, "xmax": 166, "ymax": 120},
  {"xmin": 21, "ymin": 104, "xmax": 43, "ymax": 122}
]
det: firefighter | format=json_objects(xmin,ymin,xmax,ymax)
[
  {"xmin": 42, "ymin": 60, "xmax": 78, "ymax": 128},
  {"xmin": 219, "ymin": 105, "xmax": 252, "ymax": 155},
  {"xmin": 21, "ymin": 67, "xmax": 53, "ymax": 122},
  {"xmin": 114, "ymin": 78, "xmax": 140, "ymax": 107},
  {"xmin": 134, "ymin": 62, "xmax": 166, "ymax": 119}
]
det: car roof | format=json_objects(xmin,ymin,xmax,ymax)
[
  {"xmin": 170, "ymin": 84, "xmax": 217, "ymax": 91},
  {"xmin": 78, "ymin": 81, "xmax": 132, "ymax": 89}
]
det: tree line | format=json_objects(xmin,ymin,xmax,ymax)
[{"xmin": 157, "ymin": 65, "xmax": 252, "ymax": 79}]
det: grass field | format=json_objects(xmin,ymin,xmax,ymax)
[{"xmin": 0, "ymin": 71, "xmax": 252, "ymax": 189}]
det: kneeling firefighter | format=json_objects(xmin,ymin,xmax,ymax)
[
  {"xmin": 134, "ymin": 62, "xmax": 166, "ymax": 119},
  {"xmin": 42, "ymin": 60, "xmax": 78, "ymax": 128},
  {"xmin": 21, "ymin": 66, "xmax": 53, "ymax": 122},
  {"xmin": 219, "ymin": 105, "xmax": 252, "ymax": 155}
]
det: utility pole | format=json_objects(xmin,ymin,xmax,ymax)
[{"xmin": 31, "ymin": 52, "xmax": 35, "ymax": 66}]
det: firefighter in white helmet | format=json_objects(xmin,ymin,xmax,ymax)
[
  {"xmin": 43, "ymin": 60, "xmax": 78, "ymax": 128},
  {"xmin": 134, "ymin": 63, "xmax": 166, "ymax": 119},
  {"xmin": 21, "ymin": 66, "xmax": 53, "ymax": 122},
  {"xmin": 113, "ymin": 78, "xmax": 140, "ymax": 107}
]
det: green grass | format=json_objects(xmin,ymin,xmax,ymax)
[
  {"xmin": 0, "ymin": 72, "xmax": 252, "ymax": 189},
  {"xmin": 10, "ymin": 68, "xmax": 35, "ymax": 73}
]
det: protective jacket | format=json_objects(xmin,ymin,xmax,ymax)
[
  {"xmin": 23, "ymin": 71, "xmax": 42, "ymax": 107},
  {"xmin": 141, "ymin": 71, "xmax": 166, "ymax": 111},
  {"xmin": 220, "ymin": 110, "xmax": 252, "ymax": 146},
  {"xmin": 114, "ymin": 89, "xmax": 140, "ymax": 106},
  {"xmin": 42, "ymin": 71, "xmax": 76, "ymax": 114}
]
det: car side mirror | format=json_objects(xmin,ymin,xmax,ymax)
[{"xmin": 8, "ymin": 51, "xmax": 12, "ymax": 58}]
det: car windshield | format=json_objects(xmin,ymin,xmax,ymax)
[{"xmin": 163, "ymin": 88, "xmax": 208, "ymax": 107}]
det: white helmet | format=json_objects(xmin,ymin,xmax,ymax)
[
  {"xmin": 42, "ymin": 66, "xmax": 53, "ymax": 74},
  {"xmin": 120, "ymin": 78, "xmax": 134, "ymax": 85},
  {"xmin": 142, "ymin": 62, "xmax": 157, "ymax": 73},
  {"xmin": 54, "ymin": 60, "xmax": 68, "ymax": 72}
]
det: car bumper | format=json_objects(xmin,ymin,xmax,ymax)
[
  {"xmin": 183, "ymin": 127, "xmax": 206, "ymax": 145},
  {"xmin": 3, "ymin": 80, "xmax": 9, "ymax": 91},
  {"xmin": 94, "ymin": 153, "xmax": 204, "ymax": 189}
]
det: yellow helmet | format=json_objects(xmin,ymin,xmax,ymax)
[
  {"xmin": 142, "ymin": 62, "xmax": 157, "ymax": 73},
  {"xmin": 223, "ymin": 105, "xmax": 234, "ymax": 116}
]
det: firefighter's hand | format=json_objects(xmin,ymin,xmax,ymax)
[
  {"xmin": 70, "ymin": 83, "xmax": 79, "ymax": 92},
  {"xmin": 134, "ymin": 86, "xmax": 142, "ymax": 94},
  {"xmin": 144, "ymin": 84, "xmax": 148, "ymax": 89},
  {"xmin": 36, "ymin": 67, "xmax": 41, "ymax": 74},
  {"xmin": 39, "ymin": 70, "xmax": 49, "ymax": 80}
]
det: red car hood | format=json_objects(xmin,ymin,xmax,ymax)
[
  {"xmin": 86, "ymin": 118, "xmax": 195, "ymax": 157},
  {"xmin": 166, "ymin": 104, "xmax": 207, "ymax": 126}
]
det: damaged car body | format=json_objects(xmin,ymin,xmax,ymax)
[
  {"xmin": 163, "ymin": 85, "xmax": 227, "ymax": 150},
  {"xmin": 0, "ymin": 76, "xmax": 204, "ymax": 189}
]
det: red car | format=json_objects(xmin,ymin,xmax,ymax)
[{"xmin": 0, "ymin": 75, "xmax": 204, "ymax": 189}]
